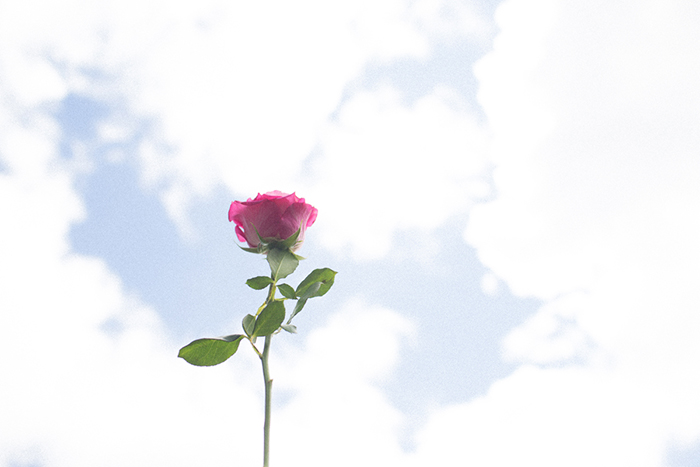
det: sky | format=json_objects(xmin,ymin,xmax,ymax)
[{"xmin": 1, "ymin": 0, "xmax": 700, "ymax": 466}]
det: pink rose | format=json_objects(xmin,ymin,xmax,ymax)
[{"xmin": 228, "ymin": 191, "xmax": 318, "ymax": 251}]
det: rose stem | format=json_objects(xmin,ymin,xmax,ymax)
[
  {"xmin": 259, "ymin": 283, "xmax": 277, "ymax": 467},
  {"xmin": 261, "ymin": 334, "xmax": 272, "ymax": 467}
]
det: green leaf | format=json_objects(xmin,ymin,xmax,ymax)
[
  {"xmin": 267, "ymin": 248, "xmax": 299, "ymax": 281},
  {"xmin": 296, "ymin": 268, "xmax": 337, "ymax": 299},
  {"xmin": 246, "ymin": 276, "xmax": 274, "ymax": 290},
  {"xmin": 289, "ymin": 287, "xmax": 320, "ymax": 323},
  {"xmin": 281, "ymin": 324, "xmax": 297, "ymax": 334},
  {"xmin": 298, "ymin": 281, "xmax": 322, "ymax": 300},
  {"xmin": 242, "ymin": 314, "xmax": 256, "ymax": 337},
  {"xmin": 178, "ymin": 335, "xmax": 245, "ymax": 367},
  {"xmin": 277, "ymin": 283, "xmax": 296, "ymax": 299},
  {"xmin": 253, "ymin": 301, "xmax": 285, "ymax": 337},
  {"xmin": 288, "ymin": 298, "xmax": 308, "ymax": 323},
  {"xmin": 288, "ymin": 283, "xmax": 321, "ymax": 322},
  {"xmin": 287, "ymin": 269, "xmax": 337, "ymax": 324}
]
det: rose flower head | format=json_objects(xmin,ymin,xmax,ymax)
[{"xmin": 228, "ymin": 191, "xmax": 318, "ymax": 253}]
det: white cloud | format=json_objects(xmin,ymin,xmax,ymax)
[
  {"xmin": 0, "ymin": 102, "xmax": 417, "ymax": 466},
  {"xmin": 2, "ymin": 0, "xmax": 495, "ymax": 254},
  {"xmin": 502, "ymin": 292, "xmax": 593, "ymax": 364},
  {"xmin": 0, "ymin": 1, "xmax": 484, "ymax": 465},
  {"xmin": 0, "ymin": 0, "xmax": 431, "ymax": 226},
  {"xmin": 0, "ymin": 141, "xmax": 419, "ymax": 466},
  {"xmin": 306, "ymin": 85, "xmax": 490, "ymax": 259},
  {"xmin": 412, "ymin": 365, "xmax": 673, "ymax": 467},
  {"xmin": 0, "ymin": 129, "xmax": 262, "ymax": 466},
  {"xmin": 410, "ymin": 0, "xmax": 494, "ymax": 42},
  {"xmin": 118, "ymin": 0, "xmax": 493, "ymax": 248},
  {"xmin": 480, "ymin": 271, "xmax": 500, "ymax": 296},
  {"xmin": 10, "ymin": 0, "xmax": 700, "ymax": 465},
  {"xmin": 273, "ymin": 300, "xmax": 415, "ymax": 466},
  {"xmin": 454, "ymin": 0, "xmax": 700, "ymax": 463},
  {"xmin": 113, "ymin": 0, "xmax": 435, "ymax": 232},
  {"xmin": 468, "ymin": 0, "xmax": 700, "ymax": 300}
]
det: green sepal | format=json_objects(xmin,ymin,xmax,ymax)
[
  {"xmin": 246, "ymin": 276, "xmax": 274, "ymax": 290},
  {"xmin": 252, "ymin": 224, "xmax": 267, "ymax": 245},
  {"xmin": 267, "ymin": 248, "xmax": 300, "ymax": 281},
  {"xmin": 260, "ymin": 226, "xmax": 302, "ymax": 251},
  {"xmin": 253, "ymin": 301, "xmax": 285, "ymax": 337},
  {"xmin": 281, "ymin": 324, "xmax": 297, "ymax": 334},
  {"xmin": 178, "ymin": 334, "xmax": 245, "ymax": 367},
  {"xmin": 275, "ymin": 226, "xmax": 302, "ymax": 250},
  {"xmin": 277, "ymin": 283, "xmax": 296, "ymax": 299},
  {"xmin": 238, "ymin": 245, "xmax": 263, "ymax": 254},
  {"xmin": 239, "ymin": 224, "xmax": 304, "ymax": 254},
  {"xmin": 238, "ymin": 225, "xmax": 302, "ymax": 254},
  {"xmin": 242, "ymin": 314, "xmax": 256, "ymax": 337}
]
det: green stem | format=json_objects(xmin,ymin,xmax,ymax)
[
  {"xmin": 260, "ymin": 280, "xmax": 276, "ymax": 467},
  {"xmin": 261, "ymin": 334, "xmax": 272, "ymax": 467}
]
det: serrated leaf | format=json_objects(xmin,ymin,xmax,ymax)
[
  {"xmin": 246, "ymin": 276, "xmax": 274, "ymax": 290},
  {"xmin": 277, "ymin": 283, "xmax": 296, "ymax": 299},
  {"xmin": 296, "ymin": 268, "xmax": 337, "ymax": 299},
  {"xmin": 242, "ymin": 314, "xmax": 256, "ymax": 337},
  {"xmin": 281, "ymin": 324, "xmax": 297, "ymax": 334},
  {"xmin": 267, "ymin": 248, "xmax": 299, "ymax": 281},
  {"xmin": 253, "ymin": 301, "xmax": 285, "ymax": 337},
  {"xmin": 178, "ymin": 335, "xmax": 245, "ymax": 367}
]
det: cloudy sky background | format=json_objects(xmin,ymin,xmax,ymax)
[{"xmin": 2, "ymin": 0, "xmax": 700, "ymax": 465}]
